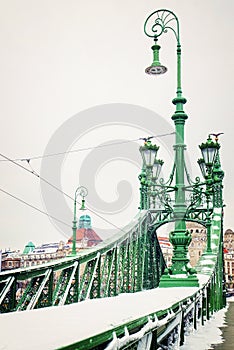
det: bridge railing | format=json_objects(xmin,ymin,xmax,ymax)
[
  {"xmin": 0, "ymin": 210, "xmax": 166, "ymax": 313},
  {"xmin": 55, "ymin": 272, "xmax": 221, "ymax": 350},
  {"xmin": 0, "ymin": 208, "xmax": 225, "ymax": 349},
  {"xmin": 61, "ymin": 208, "xmax": 224, "ymax": 350}
]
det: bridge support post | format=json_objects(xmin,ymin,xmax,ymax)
[
  {"xmin": 150, "ymin": 330, "xmax": 157, "ymax": 350},
  {"xmin": 9, "ymin": 278, "xmax": 17, "ymax": 312},
  {"xmin": 193, "ymin": 298, "xmax": 197, "ymax": 330},
  {"xmin": 202, "ymin": 291, "xmax": 206, "ymax": 325},
  {"xmin": 206, "ymin": 286, "xmax": 210, "ymax": 320},
  {"xmin": 179, "ymin": 306, "xmax": 185, "ymax": 346}
]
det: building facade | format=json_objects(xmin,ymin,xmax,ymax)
[
  {"xmin": 187, "ymin": 222, "xmax": 207, "ymax": 267},
  {"xmin": 21, "ymin": 241, "xmax": 69, "ymax": 268},
  {"xmin": 1, "ymin": 215, "xmax": 102, "ymax": 271},
  {"xmin": 158, "ymin": 236, "xmax": 173, "ymax": 267},
  {"xmin": 67, "ymin": 215, "xmax": 103, "ymax": 249},
  {"xmin": 1, "ymin": 250, "xmax": 21, "ymax": 271},
  {"xmin": 223, "ymin": 229, "xmax": 234, "ymax": 291}
]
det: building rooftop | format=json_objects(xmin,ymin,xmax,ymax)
[
  {"xmin": 22, "ymin": 242, "xmax": 35, "ymax": 255},
  {"xmin": 67, "ymin": 228, "xmax": 102, "ymax": 247}
]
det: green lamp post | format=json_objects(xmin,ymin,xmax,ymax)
[
  {"xmin": 197, "ymin": 158, "xmax": 212, "ymax": 253},
  {"xmin": 143, "ymin": 9, "xmax": 199, "ymax": 287},
  {"xmin": 199, "ymin": 135, "xmax": 220, "ymax": 168},
  {"xmin": 139, "ymin": 139, "xmax": 164, "ymax": 210},
  {"xmin": 72, "ymin": 186, "xmax": 88, "ymax": 256},
  {"xmin": 152, "ymin": 159, "xmax": 164, "ymax": 181},
  {"xmin": 139, "ymin": 140, "xmax": 159, "ymax": 169},
  {"xmin": 198, "ymin": 136, "xmax": 220, "ymax": 254}
]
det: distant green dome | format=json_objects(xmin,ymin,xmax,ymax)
[
  {"xmin": 23, "ymin": 241, "xmax": 35, "ymax": 254},
  {"xmin": 79, "ymin": 215, "xmax": 91, "ymax": 229}
]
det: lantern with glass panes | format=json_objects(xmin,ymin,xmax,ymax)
[
  {"xmin": 197, "ymin": 136, "xmax": 221, "ymax": 253},
  {"xmin": 139, "ymin": 140, "xmax": 169, "ymax": 210}
]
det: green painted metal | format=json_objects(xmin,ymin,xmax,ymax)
[
  {"xmin": 151, "ymin": 44, "xmax": 165, "ymax": 68},
  {"xmin": 72, "ymin": 186, "xmax": 88, "ymax": 256},
  {"xmin": 0, "ymin": 211, "xmax": 224, "ymax": 347},
  {"xmin": 142, "ymin": 9, "xmax": 225, "ymax": 289},
  {"xmin": 57, "ymin": 242, "xmax": 223, "ymax": 350},
  {"xmin": 143, "ymin": 9, "xmax": 197, "ymax": 286},
  {"xmin": 0, "ymin": 211, "xmax": 166, "ymax": 313}
]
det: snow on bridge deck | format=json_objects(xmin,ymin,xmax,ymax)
[{"xmin": 0, "ymin": 275, "xmax": 209, "ymax": 350}]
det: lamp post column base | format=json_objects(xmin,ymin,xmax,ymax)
[{"xmin": 159, "ymin": 274, "xmax": 199, "ymax": 288}]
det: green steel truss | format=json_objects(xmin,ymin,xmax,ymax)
[
  {"xmin": 0, "ymin": 211, "xmax": 166, "ymax": 313},
  {"xmin": 57, "ymin": 208, "xmax": 225, "ymax": 350},
  {"xmin": 0, "ymin": 207, "xmax": 225, "ymax": 349}
]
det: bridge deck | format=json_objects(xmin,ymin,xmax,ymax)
[{"xmin": 0, "ymin": 275, "xmax": 209, "ymax": 350}]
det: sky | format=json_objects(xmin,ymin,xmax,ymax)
[{"xmin": 0, "ymin": 0, "xmax": 234, "ymax": 251}]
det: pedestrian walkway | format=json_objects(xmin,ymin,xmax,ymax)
[{"xmin": 213, "ymin": 300, "xmax": 234, "ymax": 349}]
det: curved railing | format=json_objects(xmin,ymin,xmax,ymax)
[
  {"xmin": 0, "ymin": 210, "xmax": 166, "ymax": 313},
  {"xmin": 0, "ymin": 207, "xmax": 225, "ymax": 349},
  {"xmin": 60, "ymin": 208, "xmax": 225, "ymax": 350}
]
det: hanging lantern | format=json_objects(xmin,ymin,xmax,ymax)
[
  {"xmin": 199, "ymin": 135, "xmax": 220, "ymax": 167},
  {"xmin": 145, "ymin": 44, "xmax": 167, "ymax": 75},
  {"xmin": 140, "ymin": 140, "xmax": 159, "ymax": 167},
  {"xmin": 152, "ymin": 159, "xmax": 164, "ymax": 180},
  {"xmin": 197, "ymin": 158, "xmax": 207, "ymax": 178}
]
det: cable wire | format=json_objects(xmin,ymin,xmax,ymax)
[
  {"xmin": 0, "ymin": 132, "xmax": 175, "ymax": 162},
  {"xmin": 0, "ymin": 187, "xmax": 71, "ymax": 228},
  {"xmin": 0, "ymin": 131, "xmax": 175, "ymax": 234},
  {"xmin": 0, "ymin": 152, "xmax": 129, "ymax": 234}
]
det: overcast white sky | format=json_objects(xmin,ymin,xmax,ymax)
[{"xmin": 0, "ymin": 0, "xmax": 234, "ymax": 250}]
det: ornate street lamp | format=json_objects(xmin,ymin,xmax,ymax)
[
  {"xmin": 152, "ymin": 159, "xmax": 164, "ymax": 181},
  {"xmin": 199, "ymin": 135, "xmax": 220, "ymax": 169},
  {"xmin": 197, "ymin": 158, "xmax": 207, "ymax": 179},
  {"xmin": 72, "ymin": 186, "xmax": 88, "ymax": 256},
  {"xmin": 145, "ymin": 41, "xmax": 167, "ymax": 75},
  {"xmin": 139, "ymin": 140, "xmax": 163, "ymax": 210},
  {"xmin": 197, "ymin": 158, "xmax": 212, "ymax": 254},
  {"xmin": 197, "ymin": 136, "xmax": 222, "ymax": 254},
  {"xmin": 139, "ymin": 140, "xmax": 159, "ymax": 168},
  {"xmin": 141, "ymin": 8, "xmax": 224, "ymax": 289},
  {"xmin": 143, "ymin": 9, "xmax": 199, "ymax": 287}
]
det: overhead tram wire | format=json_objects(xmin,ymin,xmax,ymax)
[
  {"xmin": 0, "ymin": 187, "xmax": 71, "ymax": 229},
  {"xmin": 0, "ymin": 152, "xmax": 130, "ymax": 234},
  {"xmin": 0, "ymin": 132, "xmax": 175, "ymax": 234},
  {"xmin": 0, "ymin": 132, "xmax": 175, "ymax": 163}
]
